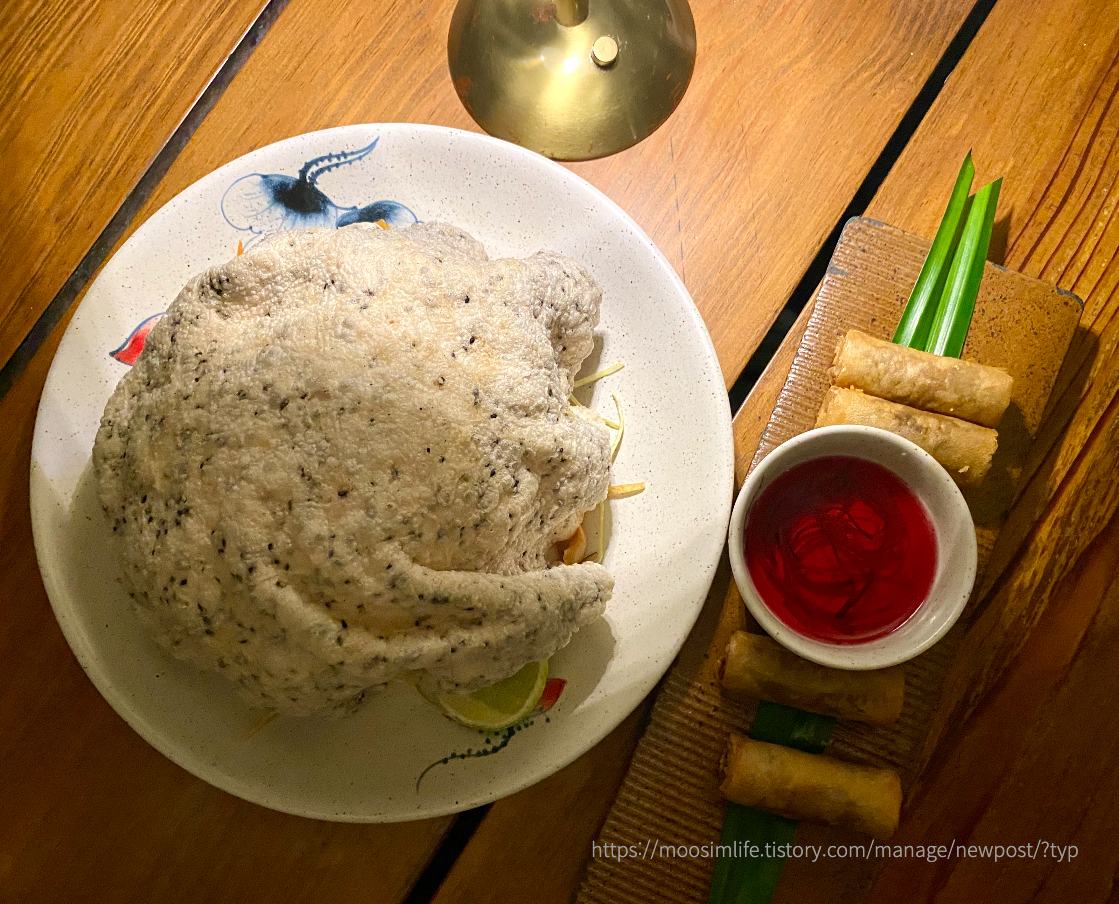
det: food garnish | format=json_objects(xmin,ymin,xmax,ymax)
[
  {"xmin": 573, "ymin": 361, "xmax": 625, "ymax": 388},
  {"xmin": 715, "ymin": 154, "xmax": 1002, "ymax": 901},
  {"xmin": 243, "ymin": 709, "xmax": 279, "ymax": 740},
  {"xmin": 609, "ymin": 392, "xmax": 625, "ymax": 460},
  {"xmin": 894, "ymin": 151, "xmax": 1003, "ymax": 357},
  {"xmin": 432, "ymin": 660, "xmax": 549, "ymax": 732},
  {"xmin": 560, "ymin": 525, "xmax": 587, "ymax": 565},
  {"xmin": 926, "ymin": 174, "xmax": 1002, "ymax": 356},
  {"xmin": 606, "ymin": 482, "xmax": 644, "ymax": 498},
  {"xmin": 892, "ymin": 152, "xmax": 974, "ymax": 349},
  {"xmin": 591, "ymin": 501, "xmax": 606, "ymax": 565},
  {"xmin": 571, "ymin": 365, "xmax": 641, "ymax": 563}
]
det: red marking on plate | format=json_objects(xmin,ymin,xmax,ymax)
[
  {"xmin": 110, "ymin": 313, "xmax": 164, "ymax": 366},
  {"xmin": 534, "ymin": 677, "xmax": 566, "ymax": 714}
]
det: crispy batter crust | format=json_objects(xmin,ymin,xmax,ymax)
[{"xmin": 93, "ymin": 223, "xmax": 613, "ymax": 715}]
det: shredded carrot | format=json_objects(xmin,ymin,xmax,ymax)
[
  {"xmin": 560, "ymin": 525, "xmax": 587, "ymax": 565},
  {"xmin": 244, "ymin": 709, "xmax": 278, "ymax": 740},
  {"xmin": 574, "ymin": 361, "xmax": 625, "ymax": 389},
  {"xmin": 236, "ymin": 240, "xmax": 244, "ymax": 256},
  {"xmin": 610, "ymin": 392, "xmax": 624, "ymax": 460},
  {"xmin": 591, "ymin": 501, "xmax": 606, "ymax": 563},
  {"xmin": 608, "ymin": 482, "xmax": 645, "ymax": 498}
]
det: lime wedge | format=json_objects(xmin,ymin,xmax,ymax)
[{"xmin": 434, "ymin": 660, "xmax": 549, "ymax": 731}]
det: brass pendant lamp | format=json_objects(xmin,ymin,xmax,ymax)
[{"xmin": 448, "ymin": 0, "xmax": 696, "ymax": 161}]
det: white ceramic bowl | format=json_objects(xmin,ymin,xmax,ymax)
[{"xmin": 728, "ymin": 425, "xmax": 976, "ymax": 669}]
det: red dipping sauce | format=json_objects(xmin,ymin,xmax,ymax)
[{"xmin": 743, "ymin": 456, "xmax": 937, "ymax": 644}]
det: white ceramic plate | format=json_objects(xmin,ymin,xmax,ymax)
[{"xmin": 31, "ymin": 124, "xmax": 733, "ymax": 822}]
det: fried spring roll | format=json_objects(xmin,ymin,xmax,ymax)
[
  {"xmin": 721, "ymin": 631, "xmax": 904, "ymax": 724},
  {"xmin": 816, "ymin": 387, "xmax": 997, "ymax": 487},
  {"xmin": 722, "ymin": 734, "xmax": 902, "ymax": 839},
  {"xmin": 831, "ymin": 329, "xmax": 1013, "ymax": 428}
]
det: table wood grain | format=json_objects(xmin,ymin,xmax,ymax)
[
  {"xmin": 402, "ymin": 0, "xmax": 994, "ymax": 896},
  {"xmin": 0, "ymin": 333, "xmax": 454, "ymax": 903},
  {"xmin": 5, "ymin": 0, "xmax": 1119, "ymax": 901},
  {"xmin": 0, "ymin": 0, "xmax": 984, "ymax": 893},
  {"xmin": 105, "ymin": 0, "xmax": 980, "ymax": 386},
  {"xmin": 0, "ymin": 0, "xmax": 270, "ymax": 373},
  {"xmin": 726, "ymin": 0, "xmax": 1119, "ymax": 899}
]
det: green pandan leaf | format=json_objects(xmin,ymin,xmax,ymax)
[
  {"xmin": 893, "ymin": 153, "xmax": 975, "ymax": 349},
  {"xmin": 926, "ymin": 176, "xmax": 1002, "ymax": 358},
  {"xmin": 707, "ymin": 703, "xmax": 835, "ymax": 904}
]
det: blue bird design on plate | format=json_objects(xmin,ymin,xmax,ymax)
[
  {"xmin": 220, "ymin": 138, "xmax": 418, "ymax": 242},
  {"xmin": 111, "ymin": 141, "xmax": 420, "ymax": 365}
]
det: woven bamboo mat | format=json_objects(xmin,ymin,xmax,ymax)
[{"xmin": 576, "ymin": 218, "xmax": 1082, "ymax": 904}]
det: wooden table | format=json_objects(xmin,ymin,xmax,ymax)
[{"xmin": 3, "ymin": 0, "xmax": 1119, "ymax": 901}]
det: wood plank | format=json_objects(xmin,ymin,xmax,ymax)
[
  {"xmin": 0, "ymin": 0, "xmax": 1010, "ymax": 901},
  {"xmin": 576, "ymin": 218, "xmax": 1079, "ymax": 904},
  {"xmin": 866, "ymin": 511, "xmax": 1119, "ymax": 903},
  {"xmin": 360, "ymin": 0, "xmax": 987, "ymax": 896},
  {"xmin": 0, "ymin": 0, "xmax": 270, "ymax": 372},
  {"xmin": 0, "ymin": 323, "xmax": 454, "ymax": 903},
  {"xmin": 725, "ymin": 0, "xmax": 1119, "ymax": 899},
  {"xmin": 733, "ymin": 303, "xmax": 812, "ymax": 485},
  {"xmin": 119, "ymin": 0, "xmax": 980, "ymax": 387},
  {"xmin": 428, "ymin": 555, "xmax": 735, "ymax": 904},
  {"xmin": 862, "ymin": 6, "xmax": 1119, "ymax": 899},
  {"xmin": 428, "ymin": 710, "xmax": 647, "ymax": 904}
]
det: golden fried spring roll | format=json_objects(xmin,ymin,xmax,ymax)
[
  {"xmin": 721, "ymin": 631, "xmax": 904, "ymax": 725},
  {"xmin": 831, "ymin": 330, "xmax": 1013, "ymax": 428},
  {"xmin": 816, "ymin": 387, "xmax": 997, "ymax": 487},
  {"xmin": 722, "ymin": 734, "xmax": 902, "ymax": 839}
]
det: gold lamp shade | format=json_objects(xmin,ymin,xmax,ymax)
[{"xmin": 448, "ymin": 0, "xmax": 696, "ymax": 161}]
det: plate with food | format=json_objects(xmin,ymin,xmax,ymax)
[{"xmin": 30, "ymin": 124, "xmax": 733, "ymax": 821}]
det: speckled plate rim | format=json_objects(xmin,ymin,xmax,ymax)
[{"xmin": 30, "ymin": 123, "xmax": 734, "ymax": 822}]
